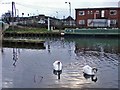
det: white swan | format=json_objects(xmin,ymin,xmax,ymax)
[
  {"xmin": 53, "ymin": 60, "xmax": 62, "ymax": 79},
  {"xmin": 53, "ymin": 60, "xmax": 62, "ymax": 71},
  {"xmin": 83, "ymin": 65, "xmax": 98, "ymax": 75}
]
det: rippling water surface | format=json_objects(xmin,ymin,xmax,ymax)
[{"xmin": 2, "ymin": 37, "xmax": 119, "ymax": 88}]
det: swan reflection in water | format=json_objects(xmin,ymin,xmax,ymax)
[
  {"xmin": 53, "ymin": 69, "xmax": 62, "ymax": 79},
  {"xmin": 83, "ymin": 73, "xmax": 98, "ymax": 82}
]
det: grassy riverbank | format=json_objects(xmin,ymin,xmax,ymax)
[
  {"xmin": 4, "ymin": 26, "xmax": 120, "ymax": 37},
  {"xmin": 4, "ymin": 26, "xmax": 63, "ymax": 37},
  {"xmin": 5, "ymin": 27, "xmax": 50, "ymax": 34}
]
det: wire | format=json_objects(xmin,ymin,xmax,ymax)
[
  {"xmin": 0, "ymin": 1, "xmax": 74, "ymax": 18},
  {"xmin": 1, "ymin": 2, "xmax": 11, "ymax": 4},
  {"xmin": 15, "ymin": 2, "xmax": 67, "ymax": 11}
]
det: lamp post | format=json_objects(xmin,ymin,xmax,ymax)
[
  {"xmin": 65, "ymin": 2, "xmax": 71, "ymax": 26},
  {"xmin": 12, "ymin": 1, "xmax": 15, "ymax": 30},
  {"xmin": 16, "ymin": 9, "xmax": 19, "ymax": 17},
  {"xmin": 22, "ymin": 13, "xmax": 24, "ymax": 24},
  {"xmin": 65, "ymin": 2, "xmax": 71, "ymax": 17},
  {"xmin": 56, "ymin": 11, "xmax": 58, "ymax": 18}
]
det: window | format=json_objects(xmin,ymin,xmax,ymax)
[
  {"xmin": 79, "ymin": 11, "xmax": 85, "ymax": 15},
  {"xmin": 88, "ymin": 11, "xmax": 90, "ymax": 14},
  {"xmin": 101, "ymin": 10, "xmax": 105, "ymax": 17},
  {"xmin": 110, "ymin": 20, "xmax": 116, "ymax": 24},
  {"xmin": 90, "ymin": 11, "xmax": 93, "ymax": 14},
  {"xmin": 79, "ymin": 20, "xmax": 85, "ymax": 25},
  {"xmin": 110, "ymin": 10, "xmax": 117, "ymax": 15},
  {"xmin": 96, "ymin": 10, "xmax": 99, "ymax": 14}
]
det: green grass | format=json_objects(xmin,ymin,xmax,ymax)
[{"xmin": 5, "ymin": 28, "xmax": 50, "ymax": 34}]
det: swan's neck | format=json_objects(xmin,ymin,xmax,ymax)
[{"xmin": 58, "ymin": 64, "xmax": 60, "ymax": 70}]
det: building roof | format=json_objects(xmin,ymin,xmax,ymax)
[
  {"xmin": 61, "ymin": 16, "xmax": 74, "ymax": 21},
  {"xmin": 75, "ymin": 7, "xmax": 120, "ymax": 10}
]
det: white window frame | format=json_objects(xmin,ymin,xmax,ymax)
[
  {"xmin": 110, "ymin": 10, "xmax": 117, "ymax": 15},
  {"xmin": 90, "ymin": 11, "xmax": 93, "ymax": 14},
  {"xmin": 79, "ymin": 20, "xmax": 85, "ymax": 25},
  {"xmin": 88, "ymin": 11, "xmax": 90, "ymax": 14},
  {"xmin": 79, "ymin": 11, "xmax": 85, "ymax": 15}
]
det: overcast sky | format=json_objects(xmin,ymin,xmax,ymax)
[{"xmin": 0, "ymin": 0, "xmax": 120, "ymax": 19}]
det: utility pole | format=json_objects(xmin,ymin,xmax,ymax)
[
  {"xmin": 11, "ymin": 1, "xmax": 16, "ymax": 30},
  {"xmin": 22, "ymin": 13, "xmax": 24, "ymax": 24},
  {"xmin": 56, "ymin": 11, "xmax": 58, "ymax": 18},
  {"xmin": 48, "ymin": 17, "xmax": 50, "ymax": 31},
  {"xmin": 65, "ymin": 2, "xmax": 71, "ymax": 17},
  {"xmin": 16, "ymin": 9, "xmax": 19, "ymax": 17},
  {"xmin": 12, "ymin": 2, "xmax": 15, "ymax": 30},
  {"xmin": 65, "ymin": 2, "xmax": 71, "ymax": 26}
]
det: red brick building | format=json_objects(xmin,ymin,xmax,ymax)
[{"xmin": 75, "ymin": 7, "xmax": 120, "ymax": 28}]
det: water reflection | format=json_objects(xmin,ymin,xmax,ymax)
[
  {"xmin": 83, "ymin": 73, "xmax": 98, "ymax": 82},
  {"xmin": 2, "ymin": 37, "xmax": 119, "ymax": 88},
  {"xmin": 12, "ymin": 48, "xmax": 19, "ymax": 68},
  {"xmin": 3, "ymin": 40, "xmax": 46, "ymax": 49},
  {"xmin": 34, "ymin": 74, "xmax": 43, "ymax": 83},
  {"xmin": 47, "ymin": 40, "xmax": 51, "ymax": 53},
  {"xmin": 98, "ymin": 45, "xmax": 105, "ymax": 60},
  {"xmin": 53, "ymin": 70, "xmax": 62, "ymax": 79},
  {"xmin": 74, "ymin": 38, "xmax": 119, "ymax": 54}
]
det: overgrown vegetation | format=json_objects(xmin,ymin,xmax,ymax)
[{"xmin": 5, "ymin": 26, "xmax": 51, "ymax": 34}]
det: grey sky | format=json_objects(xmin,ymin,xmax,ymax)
[{"xmin": 0, "ymin": 0, "xmax": 120, "ymax": 19}]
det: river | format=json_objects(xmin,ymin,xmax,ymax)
[{"xmin": 2, "ymin": 37, "xmax": 119, "ymax": 88}]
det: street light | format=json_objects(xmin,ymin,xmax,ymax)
[
  {"xmin": 56, "ymin": 11, "xmax": 58, "ymax": 18},
  {"xmin": 65, "ymin": 2, "xmax": 71, "ymax": 26},
  {"xmin": 16, "ymin": 9, "xmax": 19, "ymax": 17},
  {"xmin": 65, "ymin": 2, "xmax": 71, "ymax": 17}
]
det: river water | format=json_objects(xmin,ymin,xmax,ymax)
[{"xmin": 2, "ymin": 37, "xmax": 119, "ymax": 88}]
